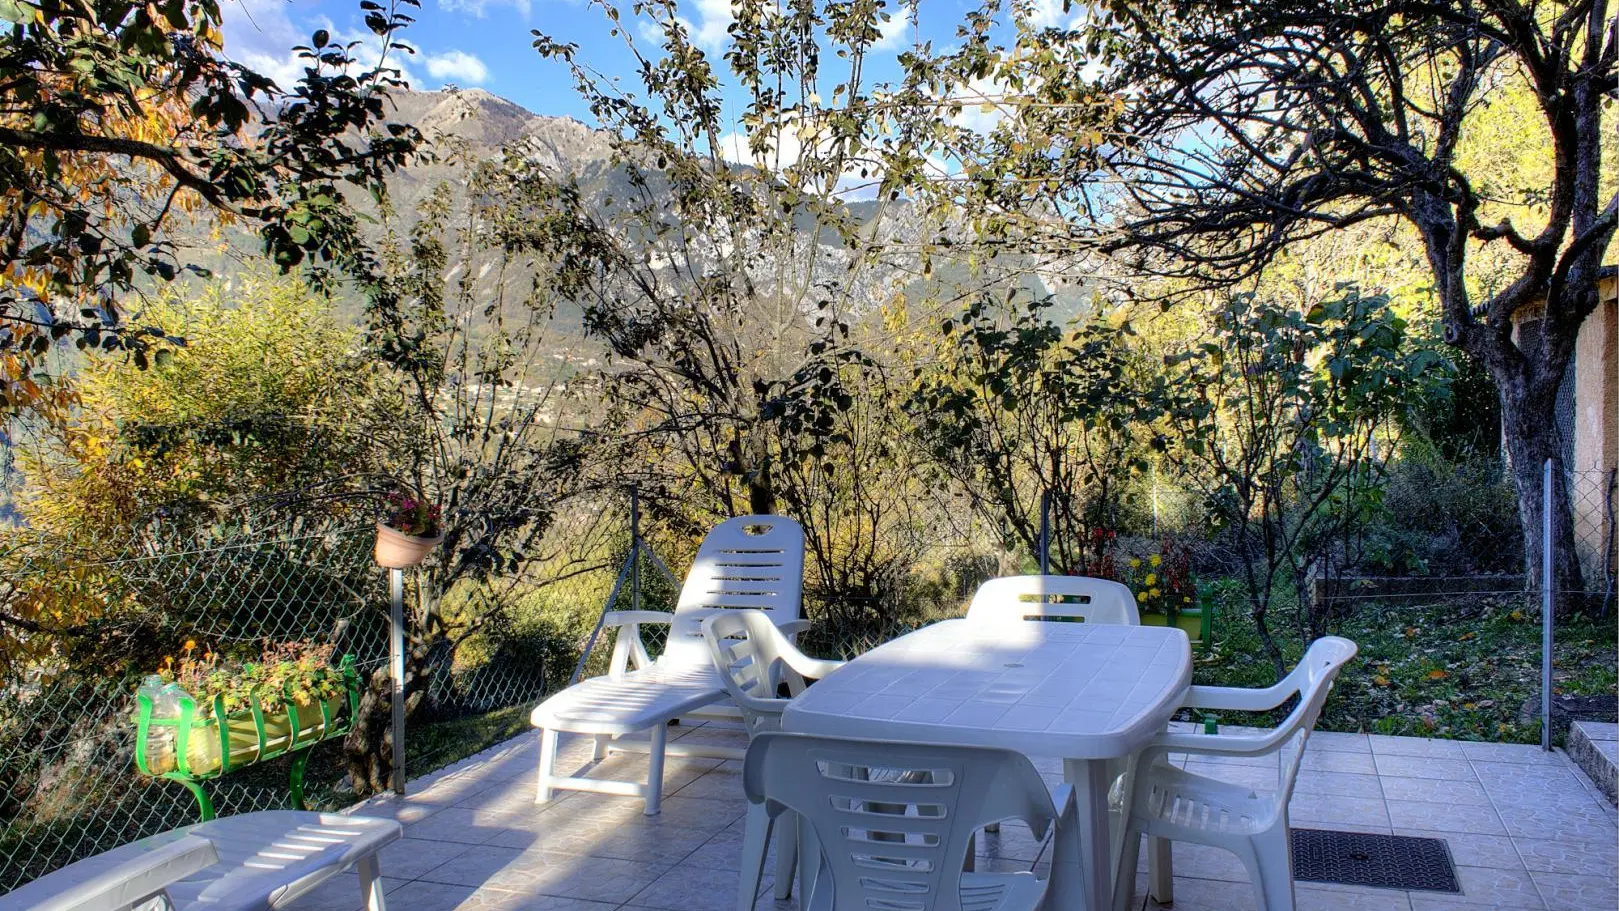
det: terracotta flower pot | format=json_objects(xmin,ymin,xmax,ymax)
[{"xmin": 374, "ymin": 521, "xmax": 442, "ymax": 569}]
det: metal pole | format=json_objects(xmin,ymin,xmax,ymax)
[
  {"xmin": 1542, "ymin": 458, "xmax": 1554, "ymax": 751},
  {"xmin": 389, "ymin": 566, "xmax": 407, "ymax": 793},
  {"xmin": 1038, "ymin": 491, "xmax": 1051, "ymax": 575},
  {"xmin": 630, "ymin": 488, "xmax": 641, "ymax": 613},
  {"xmin": 1151, "ymin": 465, "xmax": 1159, "ymax": 538}
]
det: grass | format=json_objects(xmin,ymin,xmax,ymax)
[{"xmin": 1192, "ymin": 591, "xmax": 1618, "ymax": 743}]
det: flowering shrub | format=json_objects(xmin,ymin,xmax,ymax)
[
  {"xmin": 383, "ymin": 490, "xmax": 442, "ymax": 538},
  {"xmin": 1124, "ymin": 539, "xmax": 1197, "ymax": 615},
  {"xmin": 153, "ymin": 640, "xmax": 345, "ymax": 715}
]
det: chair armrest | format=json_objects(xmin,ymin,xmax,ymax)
[
  {"xmin": 604, "ymin": 612, "xmax": 667, "ymax": 676},
  {"xmin": 1138, "ymin": 728, "xmax": 1289, "ymax": 765},
  {"xmin": 1181, "ymin": 682, "xmax": 1298, "ymax": 713},
  {"xmin": 601, "ymin": 611, "xmax": 674, "ymax": 628},
  {"xmin": 784, "ymin": 651, "xmax": 844, "ymax": 683}
]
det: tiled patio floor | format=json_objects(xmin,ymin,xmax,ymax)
[{"xmin": 287, "ymin": 721, "xmax": 1617, "ymax": 911}]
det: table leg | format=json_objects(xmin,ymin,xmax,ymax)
[{"xmin": 1063, "ymin": 758, "xmax": 1114, "ymax": 911}]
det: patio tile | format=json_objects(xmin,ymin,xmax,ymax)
[
  {"xmin": 1136, "ymin": 873, "xmax": 1257, "ymax": 910},
  {"xmin": 1369, "ymin": 735, "xmax": 1467, "ymax": 758},
  {"xmin": 971, "ymin": 820, "xmax": 1046, "ymax": 863},
  {"xmin": 1372, "ymin": 755, "xmax": 1475, "ymax": 781},
  {"xmin": 683, "ymin": 819, "xmax": 780, "ymax": 872},
  {"xmin": 487, "ymin": 816, "xmax": 717, "ymax": 865},
  {"xmin": 1527, "ymin": 870, "xmax": 1619, "ymax": 911},
  {"xmin": 1442, "ymin": 865, "xmax": 1546, "ymax": 908},
  {"xmin": 1300, "ymin": 749, "xmax": 1380, "ymax": 775},
  {"xmin": 406, "ymin": 805, "xmax": 536, "ymax": 845},
  {"xmin": 1293, "ymin": 885, "xmax": 1413, "ymax": 911},
  {"xmin": 625, "ymin": 861, "xmax": 775, "ymax": 911},
  {"xmin": 1377, "ymin": 776, "xmax": 1488, "ymax": 806},
  {"xmin": 1295, "ymin": 769, "xmax": 1384, "ymax": 800},
  {"xmin": 1455, "ymin": 741, "xmax": 1569, "ymax": 766},
  {"xmin": 361, "ymin": 881, "xmax": 485, "ymax": 911},
  {"xmin": 1152, "ymin": 841, "xmax": 1248, "ymax": 882},
  {"xmin": 1384, "ymin": 799, "xmax": 1505, "ymax": 836},
  {"xmin": 449, "ymin": 889, "xmax": 621, "ymax": 911},
  {"xmin": 1510, "ymin": 835, "xmax": 1617, "ymax": 875},
  {"xmin": 1391, "ymin": 829, "xmax": 1521, "ymax": 870},
  {"xmin": 1494, "ymin": 801, "xmax": 1618, "ymax": 841},
  {"xmin": 1183, "ymin": 760, "xmax": 1278, "ymax": 790},
  {"xmin": 667, "ymin": 765, "xmax": 747, "ymax": 801},
  {"xmin": 432, "ymin": 847, "xmax": 672, "ymax": 903},
  {"xmin": 281, "ymin": 876, "xmax": 408, "ymax": 911},
  {"xmin": 1287, "ymin": 792, "xmax": 1391, "ymax": 829},
  {"xmin": 1309, "ymin": 731, "xmax": 1373, "ymax": 753},
  {"xmin": 374, "ymin": 836, "xmax": 476, "ymax": 879}
]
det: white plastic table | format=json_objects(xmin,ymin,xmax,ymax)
[{"xmin": 782, "ymin": 619, "xmax": 1192, "ymax": 911}]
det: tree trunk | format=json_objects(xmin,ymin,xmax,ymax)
[
  {"xmin": 1498, "ymin": 377, "xmax": 1586, "ymax": 611},
  {"xmin": 344, "ymin": 647, "xmax": 430, "ymax": 797}
]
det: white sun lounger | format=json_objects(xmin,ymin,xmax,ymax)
[
  {"xmin": 0, "ymin": 810, "xmax": 401, "ymax": 911},
  {"xmin": 530, "ymin": 515, "xmax": 806, "ymax": 815}
]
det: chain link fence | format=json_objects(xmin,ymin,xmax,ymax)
[{"xmin": 0, "ymin": 493, "xmax": 631, "ymax": 893}]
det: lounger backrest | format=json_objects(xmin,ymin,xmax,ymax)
[
  {"xmin": 663, "ymin": 515, "xmax": 805, "ymax": 666},
  {"xmin": 966, "ymin": 575, "xmax": 1140, "ymax": 626}
]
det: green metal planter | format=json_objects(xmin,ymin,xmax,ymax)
[
  {"xmin": 134, "ymin": 655, "xmax": 360, "ymax": 820},
  {"xmin": 1139, "ymin": 595, "xmax": 1214, "ymax": 650}
]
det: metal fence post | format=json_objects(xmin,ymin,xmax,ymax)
[
  {"xmin": 389, "ymin": 566, "xmax": 407, "ymax": 793},
  {"xmin": 1541, "ymin": 458, "xmax": 1554, "ymax": 752},
  {"xmin": 630, "ymin": 488, "xmax": 641, "ymax": 613}
]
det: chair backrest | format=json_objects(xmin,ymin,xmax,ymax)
[
  {"xmin": 1273, "ymin": 636, "xmax": 1358, "ymax": 802},
  {"xmin": 744, "ymin": 732, "xmax": 1057, "ymax": 911},
  {"xmin": 965, "ymin": 575, "xmax": 1140, "ymax": 626},
  {"xmin": 663, "ymin": 515, "xmax": 805, "ymax": 666},
  {"xmin": 703, "ymin": 610, "xmax": 807, "ymax": 737}
]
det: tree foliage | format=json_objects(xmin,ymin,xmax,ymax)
[{"xmin": 0, "ymin": 0, "xmax": 423, "ymax": 414}]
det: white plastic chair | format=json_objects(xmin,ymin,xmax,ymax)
[
  {"xmin": 703, "ymin": 610, "xmax": 845, "ymax": 909},
  {"xmin": 703, "ymin": 609, "xmax": 844, "ymax": 737},
  {"xmin": 966, "ymin": 575, "xmax": 1140, "ymax": 626},
  {"xmin": 741, "ymin": 732, "xmax": 1083, "ymax": 911},
  {"xmin": 531, "ymin": 516, "xmax": 806, "ymax": 814},
  {"xmin": 1112, "ymin": 636, "xmax": 1359, "ymax": 911}
]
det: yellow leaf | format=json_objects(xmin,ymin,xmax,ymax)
[
  {"xmin": 1373, "ymin": 675, "xmax": 1390, "ymax": 686},
  {"xmin": 1426, "ymin": 670, "xmax": 1448, "ymax": 680}
]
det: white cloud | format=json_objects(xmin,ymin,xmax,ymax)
[
  {"xmin": 1027, "ymin": 0, "xmax": 1084, "ymax": 29},
  {"xmin": 439, "ymin": 0, "xmax": 531, "ymax": 18},
  {"xmin": 873, "ymin": 4, "xmax": 915, "ymax": 51},
  {"xmin": 221, "ymin": 0, "xmax": 491, "ymax": 91},
  {"xmin": 679, "ymin": 0, "xmax": 735, "ymax": 52},
  {"xmin": 425, "ymin": 49, "xmax": 489, "ymax": 84}
]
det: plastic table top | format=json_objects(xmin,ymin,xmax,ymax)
[{"xmin": 782, "ymin": 619, "xmax": 1192, "ymax": 759}]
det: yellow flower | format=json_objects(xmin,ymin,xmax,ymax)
[
  {"xmin": 1129, "ymin": 558, "xmax": 1142, "ymax": 569},
  {"xmin": 183, "ymin": 639, "xmax": 196, "ymax": 651},
  {"xmin": 1148, "ymin": 588, "xmax": 1161, "ymax": 598},
  {"xmin": 1144, "ymin": 573, "xmax": 1157, "ymax": 586},
  {"xmin": 1149, "ymin": 554, "xmax": 1162, "ymax": 567}
]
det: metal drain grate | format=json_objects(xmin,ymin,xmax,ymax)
[{"xmin": 1291, "ymin": 828, "xmax": 1461, "ymax": 892}]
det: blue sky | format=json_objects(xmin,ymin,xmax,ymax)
[{"xmin": 220, "ymin": 0, "xmax": 1085, "ymax": 125}]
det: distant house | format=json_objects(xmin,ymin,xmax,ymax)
[{"xmin": 1506, "ymin": 268, "xmax": 1618, "ymax": 586}]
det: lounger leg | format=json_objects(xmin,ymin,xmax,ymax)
[
  {"xmin": 357, "ymin": 854, "xmax": 387, "ymax": 911},
  {"xmin": 537, "ymin": 728, "xmax": 559, "ymax": 804},
  {"xmin": 643, "ymin": 722, "xmax": 666, "ymax": 816},
  {"xmin": 592, "ymin": 735, "xmax": 610, "ymax": 761}
]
